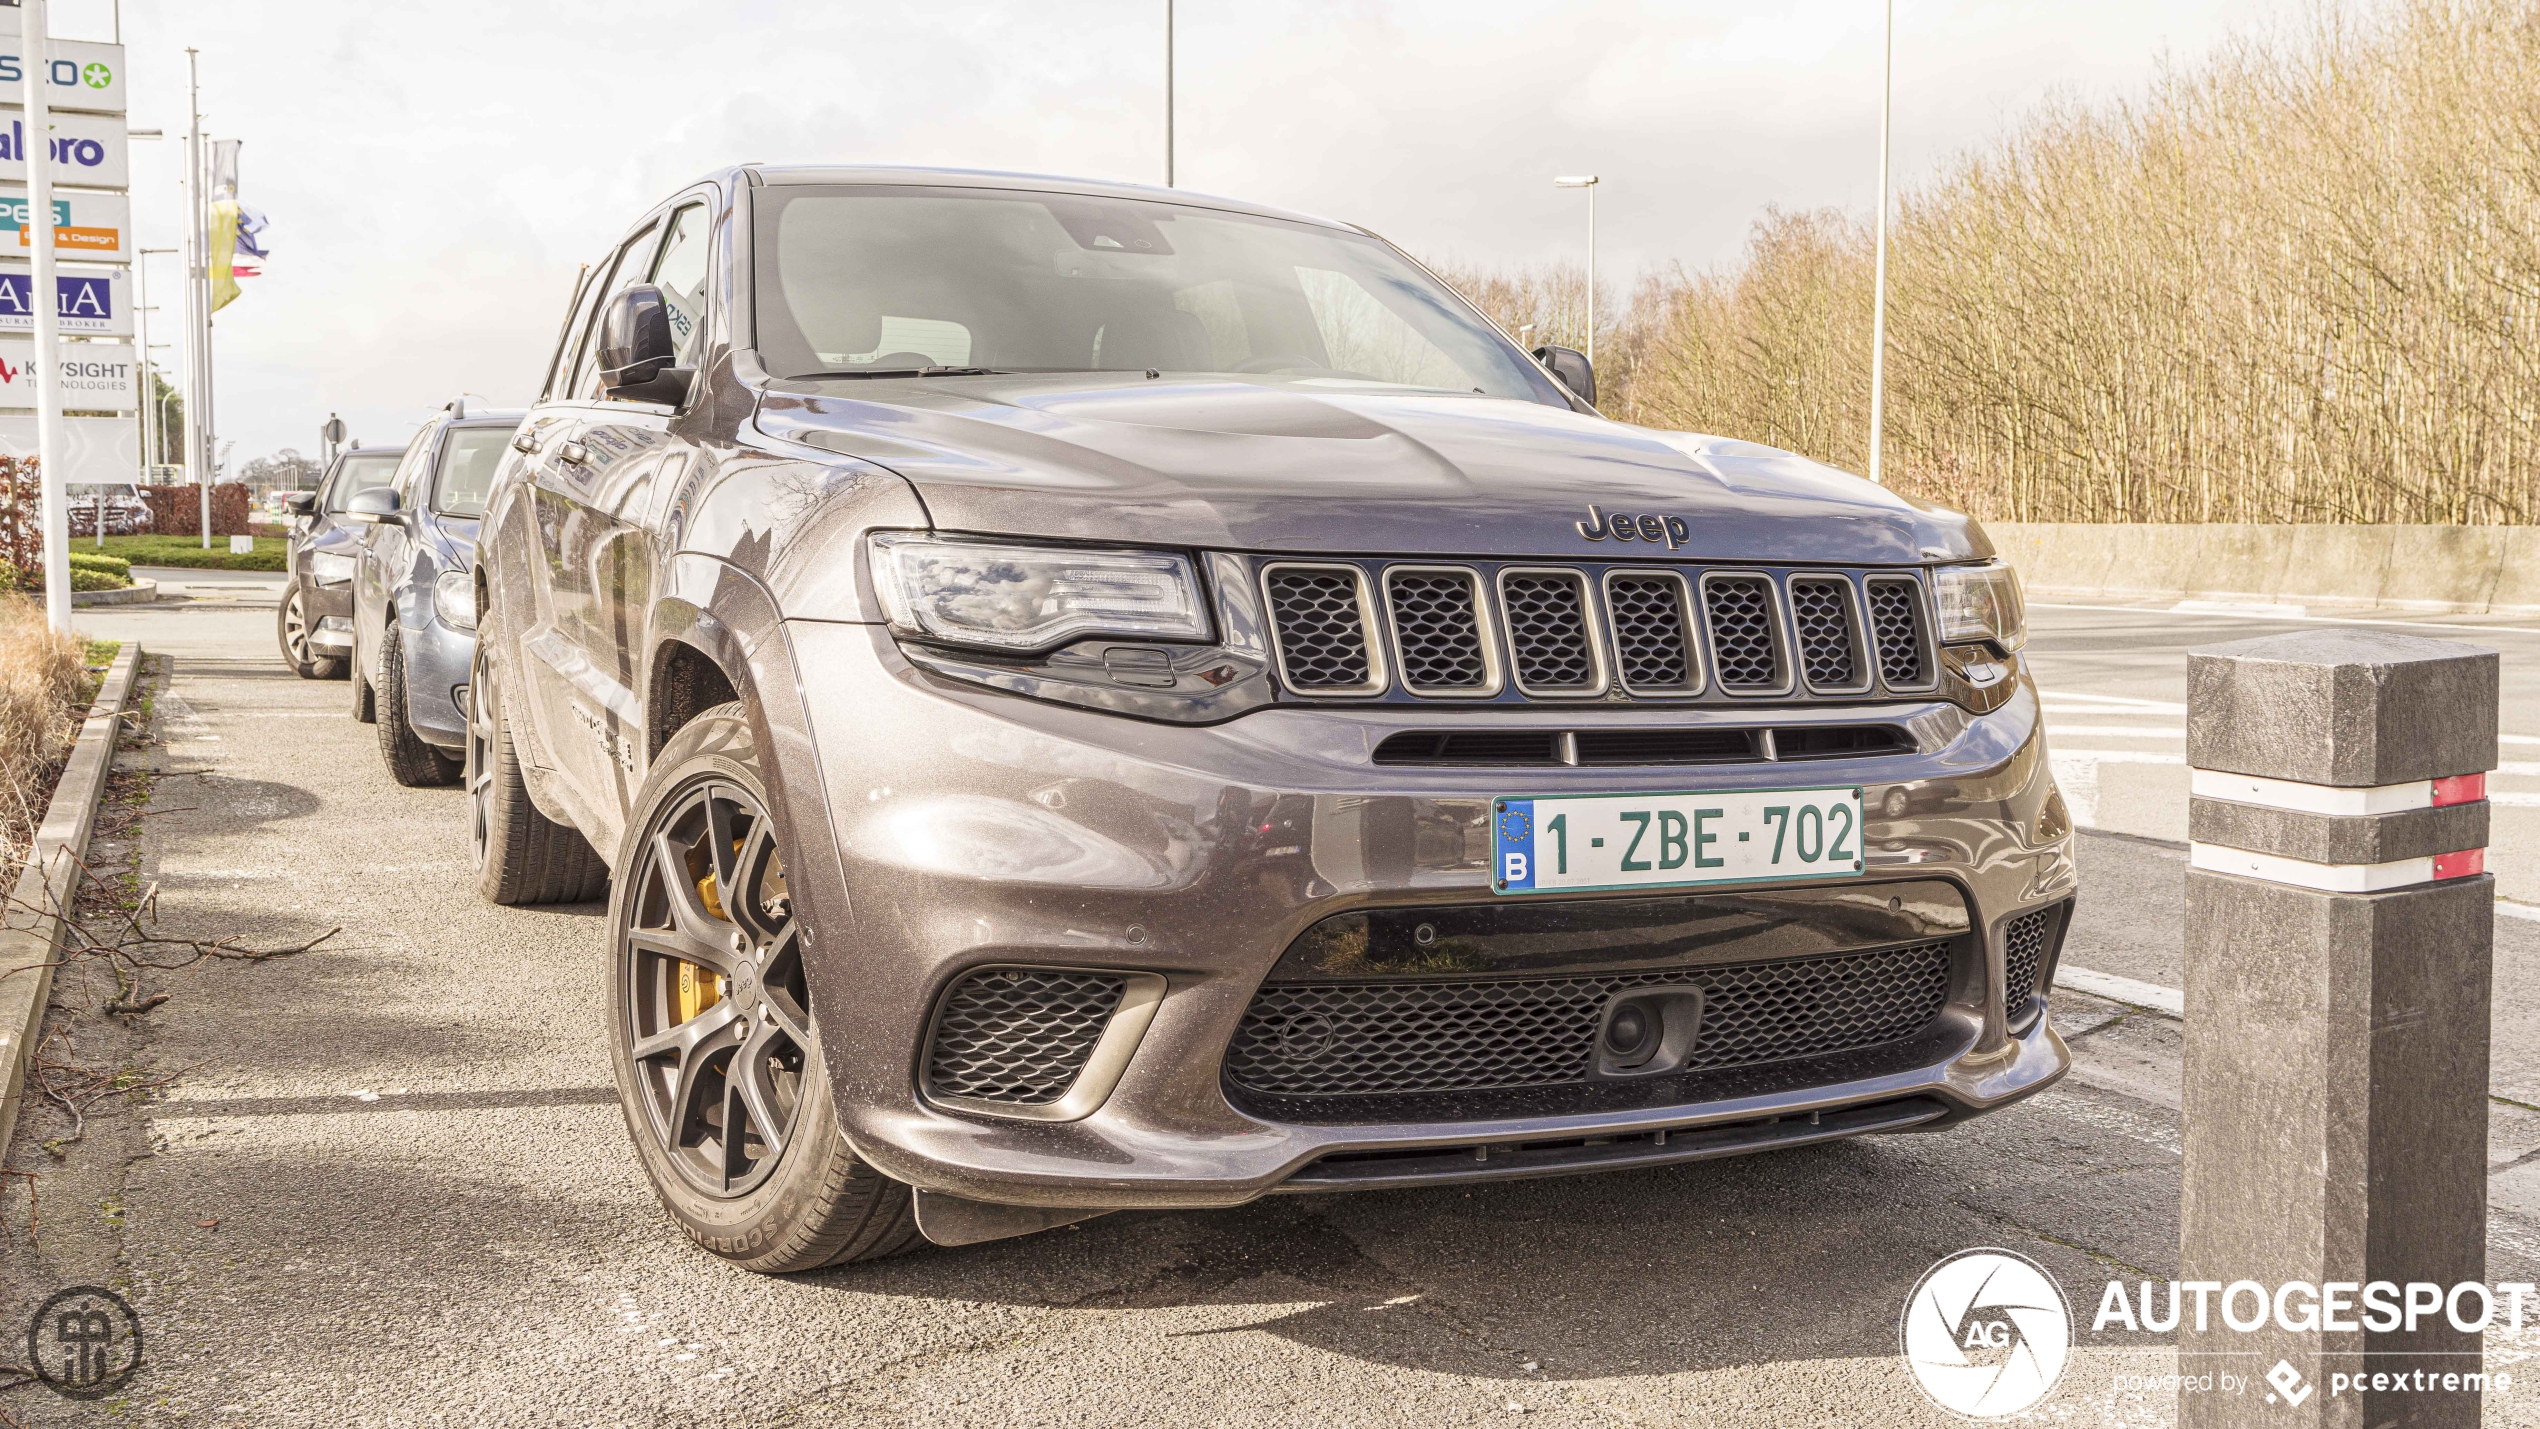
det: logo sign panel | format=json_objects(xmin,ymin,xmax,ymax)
[
  {"xmin": 0, "ymin": 41, "xmax": 125, "ymax": 116},
  {"xmin": 0, "ymin": 186, "xmax": 126, "ymax": 262},
  {"xmin": 0, "ymin": 109, "xmax": 127, "ymax": 189},
  {"xmin": 0, "ymin": 413, "xmax": 137, "ymax": 483},
  {"xmin": 0, "ymin": 340, "xmax": 135, "ymax": 410},
  {"xmin": 0, "ymin": 264, "xmax": 129, "ymax": 336}
]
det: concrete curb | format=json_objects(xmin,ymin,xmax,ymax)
[
  {"xmin": 70, "ymin": 577, "xmax": 159, "ymax": 607},
  {"xmin": 1991, "ymin": 522, "xmax": 2540, "ymax": 616},
  {"xmin": 0, "ymin": 641, "xmax": 141, "ymax": 1159}
]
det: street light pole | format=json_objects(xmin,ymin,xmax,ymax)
[
  {"xmin": 1163, "ymin": 0, "xmax": 1174, "ymax": 187},
  {"xmin": 23, "ymin": 0, "xmax": 68, "ymax": 631},
  {"xmin": 181, "ymin": 49, "xmax": 211, "ymax": 545},
  {"xmin": 1553, "ymin": 176, "xmax": 1599, "ymax": 367},
  {"xmin": 1867, "ymin": 0, "xmax": 1894, "ymax": 485}
]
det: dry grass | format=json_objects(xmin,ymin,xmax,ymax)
[
  {"xmin": 0, "ymin": 595, "xmax": 89, "ymax": 881},
  {"xmin": 1448, "ymin": 0, "xmax": 2540, "ymax": 524}
]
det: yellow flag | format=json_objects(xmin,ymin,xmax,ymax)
[{"xmin": 209, "ymin": 199, "xmax": 240, "ymax": 311}]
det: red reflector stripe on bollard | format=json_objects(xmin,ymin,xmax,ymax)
[
  {"xmin": 2434, "ymin": 848, "xmax": 2486, "ymax": 879},
  {"xmin": 2433, "ymin": 773, "xmax": 2487, "ymax": 807}
]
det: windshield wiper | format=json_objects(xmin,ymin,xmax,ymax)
[{"xmin": 797, "ymin": 366, "xmax": 1010, "ymax": 380}]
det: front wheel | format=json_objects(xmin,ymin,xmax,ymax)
[
  {"xmin": 277, "ymin": 585, "xmax": 344, "ymax": 680},
  {"xmin": 606, "ymin": 702, "xmax": 919, "ymax": 1273},
  {"xmin": 376, "ymin": 622, "xmax": 461, "ymax": 787}
]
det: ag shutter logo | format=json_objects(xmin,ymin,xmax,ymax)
[
  {"xmin": 1901, "ymin": 1248, "xmax": 2071, "ymax": 1418},
  {"xmin": 25, "ymin": 1285, "xmax": 144, "ymax": 1399}
]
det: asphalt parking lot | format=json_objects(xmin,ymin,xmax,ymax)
[{"xmin": 9, "ymin": 589, "xmax": 2540, "ymax": 1426}]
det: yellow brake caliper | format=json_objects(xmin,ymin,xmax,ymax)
[{"xmin": 675, "ymin": 840, "xmax": 739, "ymax": 1023}]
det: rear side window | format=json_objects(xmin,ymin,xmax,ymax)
[
  {"xmin": 323, "ymin": 452, "xmax": 400, "ymax": 513},
  {"xmin": 433, "ymin": 426, "xmax": 515, "ymax": 516},
  {"xmin": 650, "ymin": 203, "xmax": 712, "ymax": 368}
]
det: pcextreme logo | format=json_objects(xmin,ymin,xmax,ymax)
[{"xmin": 1900, "ymin": 1248, "xmax": 2072, "ymax": 1418}]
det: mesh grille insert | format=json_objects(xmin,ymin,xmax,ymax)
[
  {"xmin": 1703, "ymin": 575, "xmax": 1782, "ymax": 690},
  {"xmin": 1788, "ymin": 578, "xmax": 1859, "ymax": 689},
  {"xmin": 1607, "ymin": 573, "xmax": 1695, "ymax": 691},
  {"xmin": 1371, "ymin": 730, "xmax": 1563, "ymax": 765},
  {"xmin": 1867, "ymin": 580, "xmax": 1931, "ymax": 687},
  {"xmin": 1501, "ymin": 572, "xmax": 1598, "ymax": 691},
  {"xmin": 1225, "ymin": 941, "xmax": 1954, "ymax": 1098},
  {"xmin": 925, "ymin": 968, "xmax": 1128, "ymax": 1106},
  {"xmin": 2003, "ymin": 908, "xmax": 2053, "ymax": 1019},
  {"xmin": 1386, "ymin": 570, "xmax": 1492, "ymax": 691},
  {"xmin": 1265, "ymin": 568, "xmax": 1375, "ymax": 691}
]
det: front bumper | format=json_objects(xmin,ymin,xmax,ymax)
[
  {"xmin": 778, "ymin": 621, "xmax": 2077, "ymax": 1211},
  {"xmin": 398, "ymin": 600, "xmax": 475, "ymax": 750}
]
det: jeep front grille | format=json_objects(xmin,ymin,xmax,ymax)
[
  {"xmin": 1263, "ymin": 565, "xmax": 1380, "ymax": 693},
  {"xmin": 1254, "ymin": 558, "xmax": 1939, "ymax": 707},
  {"xmin": 1499, "ymin": 569, "xmax": 1601, "ymax": 694},
  {"xmin": 1224, "ymin": 941, "xmax": 1955, "ymax": 1099},
  {"xmin": 924, "ymin": 968, "xmax": 1128, "ymax": 1107},
  {"xmin": 1788, "ymin": 577, "xmax": 1861, "ymax": 690}
]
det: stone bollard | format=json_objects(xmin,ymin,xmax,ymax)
[{"xmin": 2178, "ymin": 629, "xmax": 2497, "ymax": 1428}]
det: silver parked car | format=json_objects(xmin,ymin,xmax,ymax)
[
  {"xmin": 346, "ymin": 398, "xmax": 523, "ymax": 785},
  {"xmin": 468, "ymin": 166, "xmax": 2076, "ymax": 1273}
]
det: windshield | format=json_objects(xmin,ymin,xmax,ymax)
[
  {"xmin": 325, "ymin": 453, "xmax": 400, "ymax": 513},
  {"xmin": 65, "ymin": 483, "xmax": 136, "ymax": 499},
  {"xmin": 753, "ymin": 185, "xmax": 1555, "ymax": 400},
  {"xmin": 434, "ymin": 425, "xmax": 513, "ymax": 516}
]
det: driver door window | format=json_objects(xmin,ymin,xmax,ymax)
[
  {"xmin": 648, "ymin": 203, "xmax": 712, "ymax": 368},
  {"xmin": 566, "ymin": 221, "xmax": 663, "ymax": 402}
]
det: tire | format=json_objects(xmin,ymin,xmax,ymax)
[
  {"xmin": 606, "ymin": 702, "xmax": 920, "ymax": 1273},
  {"xmin": 376, "ymin": 623, "xmax": 462, "ymax": 787},
  {"xmin": 467, "ymin": 641, "xmax": 610, "ymax": 905},
  {"xmin": 276, "ymin": 585, "xmax": 344, "ymax": 680}
]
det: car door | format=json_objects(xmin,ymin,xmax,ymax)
[
  {"xmin": 512, "ymin": 215, "xmax": 667, "ymax": 817},
  {"xmin": 355, "ymin": 424, "xmax": 436, "ymax": 693},
  {"xmin": 570, "ymin": 196, "xmax": 717, "ymax": 817}
]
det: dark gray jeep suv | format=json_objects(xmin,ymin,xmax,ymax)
[{"xmin": 469, "ymin": 165, "xmax": 2075, "ymax": 1274}]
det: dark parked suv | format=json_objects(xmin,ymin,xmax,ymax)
[
  {"xmin": 278, "ymin": 444, "xmax": 402, "ymax": 679},
  {"xmin": 468, "ymin": 165, "xmax": 2075, "ymax": 1273},
  {"xmin": 346, "ymin": 398, "xmax": 523, "ymax": 785}
]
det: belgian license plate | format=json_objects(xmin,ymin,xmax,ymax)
[{"xmin": 1492, "ymin": 786, "xmax": 1865, "ymax": 895}]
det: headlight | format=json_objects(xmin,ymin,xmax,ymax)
[
  {"xmin": 433, "ymin": 569, "xmax": 477, "ymax": 631},
  {"xmin": 308, "ymin": 550, "xmax": 356, "ymax": 585},
  {"xmin": 1934, "ymin": 561, "xmax": 2026, "ymax": 652},
  {"xmin": 867, "ymin": 533, "xmax": 1209, "ymax": 652}
]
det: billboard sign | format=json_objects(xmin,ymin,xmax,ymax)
[
  {"xmin": 0, "ymin": 109, "xmax": 126, "ymax": 189},
  {"xmin": 0, "ymin": 340, "xmax": 135, "ymax": 410},
  {"xmin": 0, "ymin": 264, "xmax": 129, "ymax": 335},
  {"xmin": 0, "ymin": 186, "xmax": 126, "ymax": 261},
  {"xmin": 0, "ymin": 41, "xmax": 124, "ymax": 116}
]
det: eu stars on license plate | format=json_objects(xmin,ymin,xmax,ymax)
[{"xmin": 1492, "ymin": 786, "xmax": 1865, "ymax": 895}]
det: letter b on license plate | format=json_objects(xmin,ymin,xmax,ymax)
[{"xmin": 1494, "ymin": 786, "xmax": 1865, "ymax": 895}]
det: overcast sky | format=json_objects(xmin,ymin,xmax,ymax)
[{"xmin": 53, "ymin": 0, "xmax": 2287, "ymax": 468}]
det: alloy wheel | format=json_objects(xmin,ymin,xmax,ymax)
[
  {"xmin": 282, "ymin": 589, "xmax": 313, "ymax": 665},
  {"xmin": 622, "ymin": 780, "xmax": 811, "ymax": 1198},
  {"xmin": 465, "ymin": 649, "xmax": 498, "ymax": 870}
]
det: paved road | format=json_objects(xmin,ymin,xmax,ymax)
[{"xmin": 6, "ymin": 590, "xmax": 2540, "ymax": 1426}]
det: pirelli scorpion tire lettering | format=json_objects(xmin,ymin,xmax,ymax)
[
  {"xmin": 376, "ymin": 623, "xmax": 462, "ymax": 788},
  {"xmin": 605, "ymin": 702, "xmax": 921, "ymax": 1273},
  {"xmin": 466, "ymin": 642, "xmax": 610, "ymax": 906}
]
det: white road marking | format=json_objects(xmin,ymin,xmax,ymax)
[
  {"xmin": 2037, "ymin": 689, "xmax": 2188, "ymax": 713},
  {"xmin": 2043, "ymin": 725, "xmax": 2186, "ymax": 739},
  {"xmin": 2057, "ymin": 967, "xmax": 2184, "ymax": 1018},
  {"xmin": 2032, "ymin": 600, "xmax": 2540, "ymax": 637}
]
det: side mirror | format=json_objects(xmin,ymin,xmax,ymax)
[
  {"xmin": 599, "ymin": 283, "xmax": 694, "ymax": 405},
  {"xmin": 1531, "ymin": 344, "xmax": 1596, "ymax": 406},
  {"xmin": 344, "ymin": 487, "xmax": 403, "ymax": 526},
  {"xmin": 281, "ymin": 491, "xmax": 317, "ymax": 515}
]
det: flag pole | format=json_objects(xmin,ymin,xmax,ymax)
[
  {"xmin": 1866, "ymin": 0, "xmax": 1893, "ymax": 486},
  {"xmin": 25, "ymin": 0, "xmax": 68, "ymax": 630}
]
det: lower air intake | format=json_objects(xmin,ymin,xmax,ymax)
[
  {"xmin": 1224, "ymin": 941, "xmax": 1953, "ymax": 1098},
  {"xmin": 924, "ymin": 968, "xmax": 1128, "ymax": 1107},
  {"xmin": 2002, "ymin": 907, "xmax": 2056, "ymax": 1020}
]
